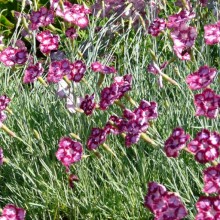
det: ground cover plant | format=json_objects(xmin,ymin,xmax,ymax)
[{"xmin": 0, "ymin": 0, "xmax": 220, "ymax": 219}]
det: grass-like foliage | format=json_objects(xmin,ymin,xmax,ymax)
[{"xmin": 0, "ymin": 0, "xmax": 219, "ymax": 219}]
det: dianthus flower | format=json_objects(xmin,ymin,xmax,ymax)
[
  {"xmin": 99, "ymin": 74, "xmax": 132, "ymax": 110},
  {"xmin": 0, "ymin": 112, "xmax": 7, "ymax": 123},
  {"xmin": 164, "ymin": 127, "xmax": 190, "ymax": 158},
  {"xmin": 91, "ymin": 61, "xmax": 117, "ymax": 74},
  {"xmin": 203, "ymin": 163, "xmax": 220, "ymax": 194},
  {"xmin": 144, "ymin": 182, "xmax": 188, "ymax": 220},
  {"xmin": 65, "ymin": 27, "xmax": 78, "ymax": 39},
  {"xmin": 204, "ymin": 21, "xmax": 220, "ymax": 45},
  {"xmin": 67, "ymin": 60, "xmax": 86, "ymax": 82},
  {"xmin": 56, "ymin": 137, "xmax": 83, "ymax": 172},
  {"xmin": 23, "ymin": 63, "xmax": 44, "ymax": 83},
  {"xmin": 194, "ymin": 88, "xmax": 219, "ymax": 119},
  {"xmin": 87, "ymin": 128, "xmax": 108, "ymax": 150},
  {"xmin": 148, "ymin": 18, "xmax": 166, "ymax": 37},
  {"xmin": 0, "ymin": 204, "xmax": 26, "ymax": 220},
  {"xmin": 196, "ymin": 196, "xmax": 220, "ymax": 219},
  {"xmin": 167, "ymin": 10, "xmax": 195, "ymax": 29},
  {"xmin": 187, "ymin": 129, "xmax": 220, "ymax": 163},
  {"xmin": 0, "ymin": 147, "xmax": 3, "ymax": 165},
  {"xmin": 56, "ymin": 2, "xmax": 91, "ymax": 28},
  {"xmin": 47, "ymin": 59, "xmax": 71, "ymax": 83},
  {"xmin": 186, "ymin": 65, "xmax": 217, "ymax": 90},
  {"xmin": 0, "ymin": 47, "xmax": 28, "ymax": 67},
  {"xmin": 0, "ymin": 95, "xmax": 10, "ymax": 111},
  {"xmin": 29, "ymin": 7, "xmax": 54, "ymax": 30},
  {"xmin": 36, "ymin": 30, "xmax": 59, "ymax": 54},
  {"xmin": 80, "ymin": 94, "xmax": 96, "ymax": 115},
  {"xmin": 170, "ymin": 23, "xmax": 197, "ymax": 60}
]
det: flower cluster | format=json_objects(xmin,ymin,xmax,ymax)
[
  {"xmin": 187, "ymin": 129, "xmax": 220, "ymax": 164},
  {"xmin": 23, "ymin": 62, "xmax": 44, "ymax": 83},
  {"xmin": 55, "ymin": 137, "xmax": 83, "ymax": 172},
  {"xmin": 164, "ymin": 127, "xmax": 190, "ymax": 158},
  {"xmin": 186, "ymin": 65, "xmax": 217, "ymax": 90},
  {"xmin": 36, "ymin": 30, "xmax": 59, "ymax": 54},
  {"xmin": 29, "ymin": 7, "xmax": 54, "ymax": 30},
  {"xmin": 194, "ymin": 88, "xmax": 219, "ymax": 119},
  {"xmin": 99, "ymin": 74, "xmax": 132, "ymax": 110},
  {"xmin": 108, "ymin": 100, "xmax": 158, "ymax": 147},
  {"xmin": 0, "ymin": 204, "xmax": 26, "ymax": 220},
  {"xmin": 148, "ymin": 18, "xmax": 166, "ymax": 37},
  {"xmin": 0, "ymin": 46, "xmax": 28, "ymax": 67},
  {"xmin": 55, "ymin": 2, "xmax": 91, "ymax": 28},
  {"xmin": 144, "ymin": 182, "xmax": 188, "ymax": 219}
]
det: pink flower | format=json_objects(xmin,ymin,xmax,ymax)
[
  {"xmin": 68, "ymin": 60, "xmax": 86, "ymax": 82},
  {"xmin": 194, "ymin": 88, "xmax": 219, "ymax": 119},
  {"xmin": 148, "ymin": 18, "xmax": 166, "ymax": 37},
  {"xmin": 23, "ymin": 63, "xmax": 44, "ymax": 83},
  {"xmin": 56, "ymin": 137, "xmax": 83, "ymax": 172},
  {"xmin": 204, "ymin": 21, "xmax": 220, "ymax": 45},
  {"xmin": 144, "ymin": 182, "xmax": 188, "ymax": 220},
  {"xmin": 65, "ymin": 27, "xmax": 78, "ymax": 39},
  {"xmin": 80, "ymin": 94, "xmax": 96, "ymax": 115},
  {"xmin": 68, "ymin": 174, "xmax": 79, "ymax": 188},
  {"xmin": 0, "ymin": 95, "xmax": 10, "ymax": 111},
  {"xmin": 0, "ymin": 147, "xmax": 3, "ymax": 165},
  {"xmin": 187, "ymin": 129, "xmax": 220, "ymax": 163},
  {"xmin": 56, "ymin": 2, "xmax": 91, "ymax": 28},
  {"xmin": 167, "ymin": 10, "xmax": 195, "ymax": 29},
  {"xmin": 164, "ymin": 127, "xmax": 190, "ymax": 158},
  {"xmin": 0, "ymin": 112, "xmax": 7, "ymax": 123},
  {"xmin": 186, "ymin": 66, "xmax": 217, "ymax": 90},
  {"xmin": 29, "ymin": 7, "xmax": 54, "ymax": 30},
  {"xmin": 171, "ymin": 23, "xmax": 197, "ymax": 60},
  {"xmin": 0, "ymin": 204, "xmax": 26, "ymax": 220},
  {"xmin": 99, "ymin": 74, "xmax": 132, "ymax": 110},
  {"xmin": 36, "ymin": 30, "xmax": 59, "ymax": 54},
  {"xmin": 203, "ymin": 164, "xmax": 220, "ymax": 194},
  {"xmin": 91, "ymin": 61, "xmax": 117, "ymax": 74},
  {"xmin": 47, "ymin": 59, "xmax": 71, "ymax": 83},
  {"xmin": 87, "ymin": 128, "xmax": 108, "ymax": 150},
  {"xmin": 196, "ymin": 196, "xmax": 220, "ymax": 219},
  {"xmin": 0, "ymin": 47, "xmax": 28, "ymax": 67}
]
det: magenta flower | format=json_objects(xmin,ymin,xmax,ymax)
[
  {"xmin": 29, "ymin": 7, "xmax": 54, "ymax": 30},
  {"xmin": 171, "ymin": 23, "xmax": 197, "ymax": 60},
  {"xmin": 87, "ymin": 128, "xmax": 108, "ymax": 150},
  {"xmin": 47, "ymin": 59, "xmax": 71, "ymax": 83},
  {"xmin": 204, "ymin": 21, "xmax": 220, "ymax": 45},
  {"xmin": 167, "ymin": 10, "xmax": 195, "ymax": 29},
  {"xmin": 56, "ymin": 2, "xmax": 91, "ymax": 28},
  {"xmin": 186, "ymin": 66, "xmax": 217, "ymax": 90},
  {"xmin": 36, "ymin": 30, "xmax": 59, "ymax": 54},
  {"xmin": 65, "ymin": 27, "xmax": 78, "ymax": 39},
  {"xmin": 0, "ymin": 147, "xmax": 3, "ymax": 165},
  {"xmin": 91, "ymin": 61, "xmax": 117, "ymax": 74},
  {"xmin": 164, "ymin": 127, "xmax": 190, "ymax": 158},
  {"xmin": 203, "ymin": 164, "xmax": 220, "ymax": 194},
  {"xmin": 80, "ymin": 94, "xmax": 96, "ymax": 115},
  {"xmin": 56, "ymin": 137, "xmax": 83, "ymax": 172},
  {"xmin": 0, "ymin": 112, "xmax": 7, "ymax": 123},
  {"xmin": 199, "ymin": 0, "xmax": 208, "ymax": 6},
  {"xmin": 148, "ymin": 18, "xmax": 166, "ymax": 37},
  {"xmin": 144, "ymin": 182, "xmax": 188, "ymax": 220},
  {"xmin": 194, "ymin": 88, "xmax": 219, "ymax": 119},
  {"xmin": 187, "ymin": 129, "xmax": 220, "ymax": 163},
  {"xmin": 99, "ymin": 74, "xmax": 132, "ymax": 110},
  {"xmin": 196, "ymin": 196, "xmax": 220, "ymax": 219},
  {"xmin": 0, "ymin": 95, "xmax": 10, "ymax": 111},
  {"xmin": 23, "ymin": 63, "xmax": 44, "ymax": 83},
  {"xmin": 0, "ymin": 47, "xmax": 28, "ymax": 67},
  {"xmin": 68, "ymin": 60, "xmax": 86, "ymax": 82},
  {"xmin": 0, "ymin": 204, "xmax": 26, "ymax": 220}
]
